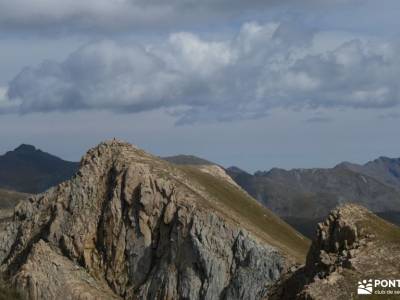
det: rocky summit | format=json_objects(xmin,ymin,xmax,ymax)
[
  {"xmin": 269, "ymin": 203, "xmax": 400, "ymax": 299},
  {"xmin": 0, "ymin": 140, "xmax": 309, "ymax": 300}
]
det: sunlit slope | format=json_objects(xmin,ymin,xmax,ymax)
[{"xmin": 179, "ymin": 165, "xmax": 310, "ymax": 263}]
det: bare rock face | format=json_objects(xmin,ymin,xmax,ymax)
[
  {"xmin": 304, "ymin": 204, "xmax": 363, "ymax": 278},
  {"xmin": 0, "ymin": 140, "xmax": 287, "ymax": 300},
  {"xmin": 195, "ymin": 165, "xmax": 240, "ymax": 189},
  {"xmin": 269, "ymin": 204, "xmax": 400, "ymax": 300}
]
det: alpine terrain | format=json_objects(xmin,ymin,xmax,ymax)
[
  {"xmin": 269, "ymin": 203, "xmax": 400, "ymax": 299},
  {"xmin": 0, "ymin": 140, "xmax": 309, "ymax": 299},
  {"xmin": 226, "ymin": 161, "xmax": 400, "ymax": 238}
]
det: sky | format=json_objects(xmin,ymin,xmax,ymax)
[{"xmin": 1, "ymin": 0, "xmax": 400, "ymax": 172}]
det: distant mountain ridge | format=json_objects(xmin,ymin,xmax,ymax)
[
  {"xmin": 0, "ymin": 144, "xmax": 79, "ymax": 193},
  {"xmin": 226, "ymin": 157, "xmax": 400, "ymax": 237},
  {"xmin": 337, "ymin": 156, "xmax": 400, "ymax": 190}
]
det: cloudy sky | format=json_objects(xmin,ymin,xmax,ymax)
[{"xmin": 1, "ymin": 0, "xmax": 400, "ymax": 172}]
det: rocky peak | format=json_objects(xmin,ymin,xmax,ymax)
[
  {"xmin": 269, "ymin": 203, "xmax": 400, "ymax": 299},
  {"xmin": 0, "ymin": 140, "xmax": 302, "ymax": 300},
  {"xmin": 4, "ymin": 144, "xmax": 38, "ymax": 158},
  {"xmin": 226, "ymin": 166, "xmax": 246, "ymax": 174},
  {"xmin": 305, "ymin": 204, "xmax": 368, "ymax": 278},
  {"xmin": 13, "ymin": 144, "xmax": 37, "ymax": 153},
  {"xmin": 80, "ymin": 139, "xmax": 141, "ymax": 164}
]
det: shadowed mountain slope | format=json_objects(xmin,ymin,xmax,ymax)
[{"xmin": 0, "ymin": 144, "xmax": 79, "ymax": 194}]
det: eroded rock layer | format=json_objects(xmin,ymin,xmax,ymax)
[{"xmin": 0, "ymin": 140, "xmax": 288, "ymax": 300}]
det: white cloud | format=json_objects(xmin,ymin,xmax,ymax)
[
  {"xmin": 5, "ymin": 22, "xmax": 400, "ymax": 123},
  {"xmin": 165, "ymin": 33, "xmax": 234, "ymax": 76},
  {"xmin": 0, "ymin": 86, "xmax": 17, "ymax": 112}
]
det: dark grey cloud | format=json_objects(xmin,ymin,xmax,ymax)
[
  {"xmin": 0, "ymin": 0, "xmax": 363, "ymax": 35},
  {"xmin": 3, "ymin": 22, "xmax": 400, "ymax": 124},
  {"xmin": 6, "ymin": 41, "xmax": 186, "ymax": 113},
  {"xmin": 0, "ymin": 0, "xmax": 276, "ymax": 34}
]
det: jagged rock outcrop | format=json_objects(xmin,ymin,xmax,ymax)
[
  {"xmin": 0, "ymin": 140, "xmax": 305, "ymax": 300},
  {"xmin": 269, "ymin": 204, "xmax": 400, "ymax": 299}
]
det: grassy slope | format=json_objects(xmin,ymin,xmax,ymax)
[
  {"xmin": 0, "ymin": 188, "xmax": 28, "ymax": 209},
  {"xmin": 179, "ymin": 166, "xmax": 310, "ymax": 263},
  {"xmin": 0, "ymin": 188, "xmax": 28, "ymax": 230},
  {"xmin": 359, "ymin": 209, "xmax": 400, "ymax": 244},
  {"xmin": 162, "ymin": 155, "xmax": 214, "ymax": 166}
]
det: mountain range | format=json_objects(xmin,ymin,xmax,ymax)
[
  {"xmin": 1, "ymin": 144, "xmax": 399, "ymax": 239},
  {"xmin": 226, "ymin": 161, "xmax": 400, "ymax": 237},
  {"xmin": 338, "ymin": 156, "xmax": 400, "ymax": 190},
  {"xmin": 0, "ymin": 141, "xmax": 399, "ymax": 299},
  {"xmin": 165, "ymin": 155, "xmax": 400, "ymax": 237}
]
